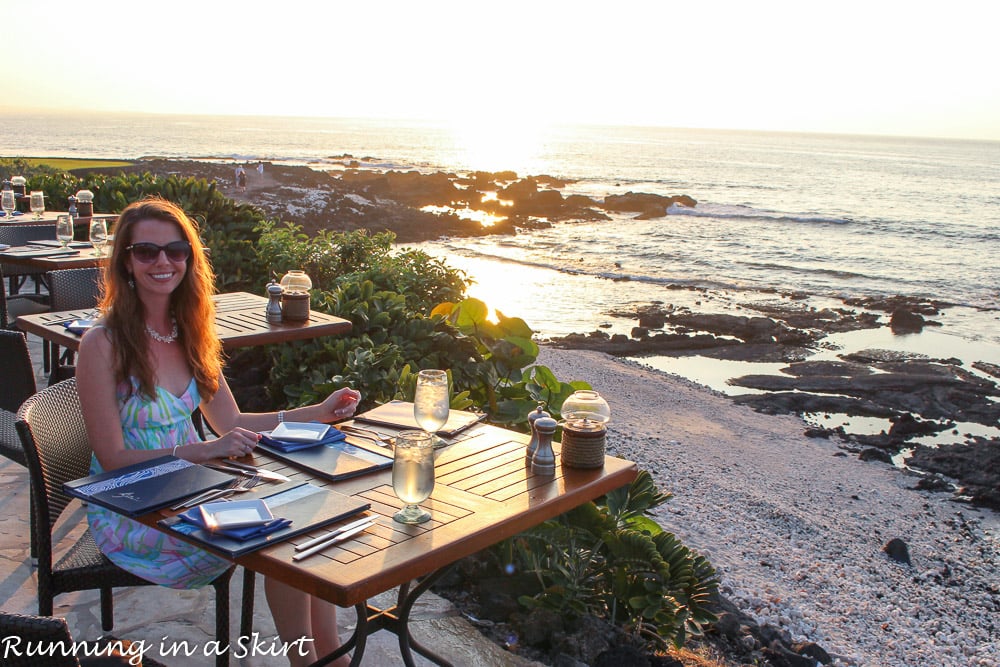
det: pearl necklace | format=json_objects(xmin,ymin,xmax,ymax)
[{"xmin": 146, "ymin": 319, "xmax": 179, "ymax": 344}]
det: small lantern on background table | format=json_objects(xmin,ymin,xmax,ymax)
[
  {"xmin": 560, "ymin": 390, "xmax": 611, "ymax": 469},
  {"xmin": 11, "ymin": 176, "xmax": 27, "ymax": 211},
  {"xmin": 75, "ymin": 189, "xmax": 95, "ymax": 218},
  {"xmin": 279, "ymin": 270, "xmax": 312, "ymax": 322}
]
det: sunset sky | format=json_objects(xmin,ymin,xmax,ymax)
[{"xmin": 6, "ymin": 0, "xmax": 999, "ymax": 141}]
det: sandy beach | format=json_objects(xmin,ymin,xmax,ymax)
[{"xmin": 536, "ymin": 346, "xmax": 999, "ymax": 667}]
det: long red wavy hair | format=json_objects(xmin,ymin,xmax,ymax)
[{"xmin": 99, "ymin": 197, "xmax": 222, "ymax": 400}]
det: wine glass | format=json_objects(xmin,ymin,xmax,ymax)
[
  {"xmin": 1, "ymin": 190, "xmax": 15, "ymax": 219},
  {"xmin": 391, "ymin": 430, "xmax": 435, "ymax": 524},
  {"xmin": 56, "ymin": 215, "xmax": 74, "ymax": 248},
  {"xmin": 29, "ymin": 191, "xmax": 45, "ymax": 220},
  {"xmin": 413, "ymin": 369, "xmax": 449, "ymax": 445},
  {"xmin": 89, "ymin": 217, "xmax": 108, "ymax": 256}
]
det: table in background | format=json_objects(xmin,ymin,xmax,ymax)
[
  {"xmin": 0, "ymin": 212, "xmax": 117, "ymax": 228},
  {"xmin": 15, "ymin": 291, "xmax": 352, "ymax": 354},
  {"xmin": 0, "ymin": 246, "xmax": 109, "ymax": 272},
  {"xmin": 140, "ymin": 420, "xmax": 639, "ymax": 666}
]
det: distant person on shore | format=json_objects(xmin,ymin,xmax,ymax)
[
  {"xmin": 77, "ymin": 197, "xmax": 359, "ymax": 666},
  {"xmin": 257, "ymin": 161, "xmax": 264, "ymax": 179},
  {"xmin": 236, "ymin": 164, "xmax": 247, "ymax": 192}
]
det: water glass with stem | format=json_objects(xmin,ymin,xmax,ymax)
[
  {"xmin": 29, "ymin": 191, "xmax": 45, "ymax": 220},
  {"xmin": 89, "ymin": 217, "xmax": 108, "ymax": 256},
  {"xmin": 391, "ymin": 430, "xmax": 435, "ymax": 524},
  {"xmin": 1, "ymin": 190, "xmax": 14, "ymax": 219},
  {"xmin": 413, "ymin": 369, "xmax": 449, "ymax": 444},
  {"xmin": 56, "ymin": 215, "xmax": 74, "ymax": 248}
]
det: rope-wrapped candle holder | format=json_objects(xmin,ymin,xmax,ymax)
[{"xmin": 559, "ymin": 391, "xmax": 610, "ymax": 469}]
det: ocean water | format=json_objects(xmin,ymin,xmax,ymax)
[{"xmin": 5, "ymin": 112, "xmax": 1000, "ymax": 424}]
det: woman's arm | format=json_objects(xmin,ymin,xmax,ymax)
[
  {"xmin": 77, "ymin": 328, "xmax": 259, "ymax": 467},
  {"xmin": 200, "ymin": 376, "xmax": 362, "ymax": 437}
]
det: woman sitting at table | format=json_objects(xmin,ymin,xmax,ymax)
[{"xmin": 77, "ymin": 197, "xmax": 358, "ymax": 667}]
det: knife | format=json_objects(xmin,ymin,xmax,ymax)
[
  {"xmin": 292, "ymin": 521, "xmax": 375, "ymax": 561},
  {"xmin": 294, "ymin": 516, "xmax": 373, "ymax": 551},
  {"xmin": 203, "ymin": 461, "xmax": 290, "ymax": 483}
]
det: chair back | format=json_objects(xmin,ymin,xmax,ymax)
[
  {"xmin": 0, "ymin": 224, "xmax": 56, "ymax": 293},
  {"xmin": 0, "ymin": 223, "xmax": 57, "ymax": 247},
  {"xmin": 0, "ymin": 612, "xmax": 80, "ymax": 667},
  {"xmin": 0, "ymin": 330, "xmax": 37, "ymax": 412},
  {"xmin": 15, "ymin": 379, "xmax": 91, "ymax": 539},
  {"xmin": 47, "ymin": 267, "xmax": 102, "ymax": 312}
]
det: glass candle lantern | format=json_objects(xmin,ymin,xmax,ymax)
[
  {"xmin": 75, "ymin": 189, "xmax": 95, "ymax": 217},
  {"xmin": 279, "ymin": 269, "xmax": 312, "ymax": 294}
]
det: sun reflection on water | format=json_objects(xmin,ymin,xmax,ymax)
[{"xmin": 420, "ymin": 205, "xmax": 505, "ymax": 227}]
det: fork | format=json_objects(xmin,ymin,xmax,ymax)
[
  {"xmin": 173, "ymin": 474, "xmax": 262, "ymax": 509},
  {"xmin": 339, "ymin": 425, "xmax": 395, "ymax": 448}
]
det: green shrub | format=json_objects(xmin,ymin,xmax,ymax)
[{"xmin": 508, "ymin": 470, "xmax": 718, "ymax": 650}]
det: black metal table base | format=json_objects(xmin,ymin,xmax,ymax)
[{"xmin": 309, "ymin": 566, "xmax": 455, "ymax": 667}]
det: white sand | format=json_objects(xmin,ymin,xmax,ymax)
[{"xmin": 537, "ymin": 347, "xmax": 999, "ymax": 667}]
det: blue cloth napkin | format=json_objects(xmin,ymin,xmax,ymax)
[
  {"xmin": 0, "ymin": 211, "xmax": 24, "ymax": 217},
  {"xmin": 64, "ymin": 319, "xmax": 95, "ymax": 335},
  {"xmin": 177, "ymin": 507, "xmax": 292, "ymax": 541},
  {"xmin": 259, "ymin": 427, "xmax": 347, "ymax": 452}
]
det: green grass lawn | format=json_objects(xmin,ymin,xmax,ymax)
[{"xmin": 3, "ymin": 157, "xmax": 133, "ymax": 171}]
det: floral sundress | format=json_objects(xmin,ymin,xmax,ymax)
[{"xmin": 86, "ymin": 376, "xmax": 231, "ymax": 589}]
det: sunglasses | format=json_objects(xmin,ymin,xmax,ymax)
[{"xmin": 126, "ymin": 241, "xmax": 192, "ymax": 264}]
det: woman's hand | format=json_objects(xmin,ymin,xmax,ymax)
[
  {"xmin": 316, "ymin": 387, "xmax": 362, "ymax": 423},
  {"xmin": 209, "ymin": 427, "xmax": 261, "ymax": 458}
]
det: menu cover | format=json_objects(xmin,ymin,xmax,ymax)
[
  {"xmin": 64, "ymin": 455, "xmax": 235, "ymax": 517},
  {"xmin": 158, "ymin": 481, "xmax": 370, "ymax": 557},
  {"xmin": 256, "ymin": 436, "xmax": 392, "ymax": 482},
  {"xmin": 354, "ymin": 400, "xmax": 484, "ymax": 437}
]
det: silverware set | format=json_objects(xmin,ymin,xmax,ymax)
[
  {"xmin": 170, "ymin": 474, "xmax": 262, "ymax": 510},
  {"xmin": 292, "ymin": 516, "xmax": 377, "ymax": 561}
]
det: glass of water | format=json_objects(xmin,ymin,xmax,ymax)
[
  {"xmin": 391, "ymin": 430, "xmax": 435, "ymax": 524},
  {"xmin": 1, "ymin": 190, "xmax": 15, "ymax": 219},
  {"xmin": 89, "ymin": 217, "xmax": 108, "ymax": 256},
  {"xmin": 29, "ymin": 191, "xmax": 45, "ymax": 220},
  {"xmin": 56, "ymin": 215, "xmax": 74, "ymax": 248},
  {"xmin": 413, "ymin": 369, "xmax": 449, "ymax": 446}
]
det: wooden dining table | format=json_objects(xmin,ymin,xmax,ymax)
[
  {"xmin": 14, "ymin": 291, "xmax": 353, "ymax": 353},
  {"xmin": 134, "ymin": 417, "xmax": 639, "ymax": 666},
  {"xmin": 0, "ymin": 243, "xmax": 109, "ymax": 271}
]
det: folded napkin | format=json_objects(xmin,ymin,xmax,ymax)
[
  {"xmin": 177, "ymin": 507, "xmax": 292, "ymax": 541},
  {"xmin": 259, "ymin": 426, "xmax": 347, "ymax": 452},
  {"xmin": 0, "ymin": 211, "xmax": 24, "ymax": 217},
  {"xmin": 64, "ymin": 319, "xmax": 95, "ymax": 335}
]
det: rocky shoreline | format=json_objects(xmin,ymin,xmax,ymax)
[{"xmin": 125, "ymin": 157, "xmax": 1000, "ymax": 509}]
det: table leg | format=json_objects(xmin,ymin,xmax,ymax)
[{"xmin": 308, "ymin": 565, "xmax": 456, "ymax": 667}]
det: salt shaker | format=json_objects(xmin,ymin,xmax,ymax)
[
  {"xmin": 530, "ymin": 417, "xmax": 558, "ymax": 476},
  {"xmin": 525, "ymin": 402, "xmax": 551, "ymax": 463},
  {"xmin": 265, "ymin": 282, "xmax": 283, "ymax": 323}
]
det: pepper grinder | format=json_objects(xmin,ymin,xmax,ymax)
[
  {"xmin": 525, "ymin": 402, "xmax": 551, "ymax": 463},
  {"xmin": 530, "ymin": 417, "xmax": 558, "ymax": 476},
  {"xmin": 265, "ymin": 282, "xmax": 283, "ymax": 323}
]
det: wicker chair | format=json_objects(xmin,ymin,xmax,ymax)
[
  {"xmin": 0, "ymin": 223, "xmax": 56, "ymax": 295},
  {"xmin": 0, "ymin": 330, "xmax": 39, "ymax": 558},
  {"xmin": 14, "ymin": 378, "xmax": 242, "ymax": 667},
  {"xmin": 1, "ymin": 263, "xmax": 50, "ymax": 330},
  {"xmin": 44, "ymin": 267, "xmax": 102, "ymax": 372},
  {"xmin": 0, "ymin": 611, "xmax": 169, "ymax": 667}
]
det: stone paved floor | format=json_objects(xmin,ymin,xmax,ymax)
[{"xmin": 1, "ymin": 330, "xmax": 539, "ymax": 666}]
